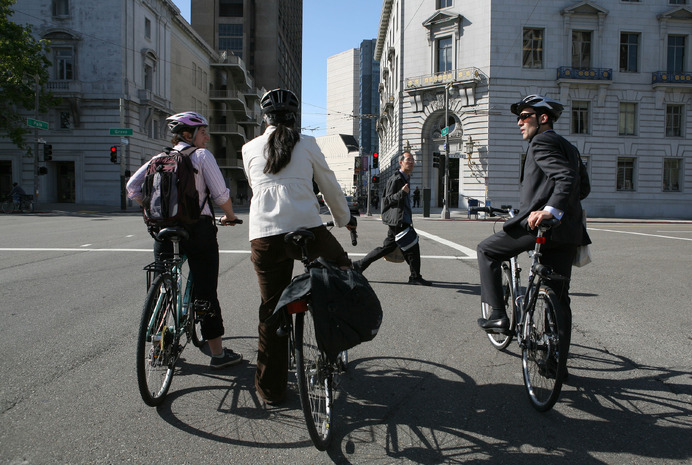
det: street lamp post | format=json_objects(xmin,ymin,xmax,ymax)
[{"xmin": 441, "ymin": 83, "xmax": 451, "ymax": 219}]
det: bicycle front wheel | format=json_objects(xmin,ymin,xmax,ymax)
[
  {"xmin": 2, "ymin": 200, "xmax": 15, "ymax": 213},
  {"xmin": 136, "ymin": 273, "xmax": 177, "ymax": 406},
  {"xmin": 482, "ymin": 263, "xmax": 515, "ymax": 350},
  {"xmin": 295, "ymin": 310, "xmax": 333, "ymax": 450},
  {"xmin": 521, "ymin": 286, "xmax": 567, "ymax": 412}
]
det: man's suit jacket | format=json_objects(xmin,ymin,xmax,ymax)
[{"xmin": 504, "ymin": 130, "xmax": 591, "ymax": 246}]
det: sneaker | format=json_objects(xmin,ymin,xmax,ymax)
[
  {"xmin": 210, "ymin": 348, "xmax": 243, "ymax": 369},
  {"xmin": 408, "ymin": 276, "xmax": 432, "ymax": 286}
]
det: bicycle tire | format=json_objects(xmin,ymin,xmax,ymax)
[
  {"xmin": 2, "ymin": 200, "xmax": 15, "ymax": 213},
  {"xmin": 136, "ymin": 273, "xmax": 177, "ymax": 406},
  {"xmin": 482, "ymin": 263, "xmax": 515, "ymax": 350},
  {"xmin": 521, "ymin": 286, "xmax": 567, "ymax": 412},
  {"xmin": 295, "ymin": 310, "xmax": 333, "ymax": 450}
]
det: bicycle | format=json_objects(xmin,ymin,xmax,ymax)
[
  {"xmin": 2, "ymin": 195, "xmax": 33, "ymax": 213},
  {"xmin": 136, "ymin": 218, "xmax": 242, "ymax": 406},
  {"xmin": 473, "ymin": 205, "xmax": 570, "ymax": 412},
  {"xmin": 275, "ymin": 221, "xmax": 357, "ymax": 450}
]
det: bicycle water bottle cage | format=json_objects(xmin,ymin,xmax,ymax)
[{"xmin": 158, "ymin": 227, "xmax": 190, "ymax": 242}]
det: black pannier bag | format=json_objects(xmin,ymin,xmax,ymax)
[{"xmin": 274, "ymin": 259, "xmax": 383, "ymax": 361}]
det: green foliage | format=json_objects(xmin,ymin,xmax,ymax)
[{"xmin": 0, "ymin": 0, "xmax": 56, "ymax": 155}]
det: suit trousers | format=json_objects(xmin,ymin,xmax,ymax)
[
  {"xmin": 154, "ymin": 217, "xmax": 224, "ymax": 341},
  {"xmin": 359, "ymin": 224, "xmax": 421, "ymax": 279},
  {"xmin": 250, "ymin": 225, "xmax": 350, "ymax": 403},
  {"xmin": 477, "ymin": 228, "xmax": 577, "ymax": 350}
]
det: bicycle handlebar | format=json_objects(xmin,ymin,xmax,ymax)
[
  {"xmin": 217, "ymin": 217, "xmax": 243, "ymax": 225},
  {"xmin": 324, "ymin": 220, "xmax": 358, "ymax": 246},
  {"xmin": 470, "ymin": 206, "xmax": 516, "ymax": 216}
]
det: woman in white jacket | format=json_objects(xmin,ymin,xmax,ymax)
[{"xmin": 242, "ymin": 89, "xmax": 357, "ymax": 405}]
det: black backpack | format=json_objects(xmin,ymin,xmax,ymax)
[{"xmin": 141, "ymin": 146, "xmax": 208, "ymax": 228}]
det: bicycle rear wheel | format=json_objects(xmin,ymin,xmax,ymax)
[
  {"xmin": 295, "ymin": 309, "xmax": 333, "ymax": 450},
  {"xmin": 136, "ymin": 273, "xmax": 177, "ymax": 406},
  {"xmin": 482, "ymin": 263, "xmax": 515, "ymax": 350},
  {"xmin": 521, "ymin": 286, "xmax": 567, "ymax": 412}
]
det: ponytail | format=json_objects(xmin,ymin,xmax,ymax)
[{"xmin": 263, "ymin": 112, "xmax": 300, "ymax": 175}]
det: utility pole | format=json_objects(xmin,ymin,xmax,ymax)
[{"xmin": 33, "ymin": 75, "xmax": 40, "ymax": 210}]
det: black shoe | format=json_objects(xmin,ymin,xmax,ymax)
[
  {"xmin": 408, "ymin": 276, "xmax": 432, "ymax": 286},
  {"xmin": 477, "ymin": 316, "xmax": 510, "ymax": 332},
  {"xmin": 210, "ymin": 348, "xmax": 243, "ymax": 369}
]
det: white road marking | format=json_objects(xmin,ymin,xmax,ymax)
[{"xmin": 589, "ymin": 228, "xmax": 692, "ymax": 241}]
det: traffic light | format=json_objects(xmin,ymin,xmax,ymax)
[
  {"xmin": 372, "ymin": 152, "xmax": 379, "ymax": 169},
  {"xmin": 432, "ymin": 152, "xmax": 441, "ymax": 168},
  {"xmin": 110, "ymin": 146, "xmax": 118, "ymax": 163},
  {"xmin": 372, "ymin": 175, "xmax": 380, "ymax": 184},
  {"xmin": 43, "ymin": 144, "xmax": 53, "ymax": 161}
]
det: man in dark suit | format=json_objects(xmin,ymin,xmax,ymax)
[
  {"xmin": 477, "ymin": 95, "xmax": 590, "ymax": 345},
  {"xmin": 354, "ymin": 152, "xmax": 432, "ymax": 286}
]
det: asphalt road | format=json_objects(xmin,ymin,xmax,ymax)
[{"xmin": 1, "ymin": 211, "xmax": 690, "ymax": 464}]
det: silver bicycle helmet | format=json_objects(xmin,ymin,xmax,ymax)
[
  {"xmin": 260, "ymin": 88, "xmax": 300, "ymax": 115},
  {"xmin": 511, "ymin": 94, "xmax": 564, "ymax": 122},
  {"xmin": 166, "ymin": 111, "xmax": 209, "ymax": 134}
]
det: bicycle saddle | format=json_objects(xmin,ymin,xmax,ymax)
[
  {"xmin": 157, "ymin": 227, "xmax": 190, "ymax": 242},
  {"xmin": 285, "ymin": 229, "xmax": 315, "ymax": 245},
  {"xmin": 538, "ymin": 218, "xmax": 561, "ymax": 231}
]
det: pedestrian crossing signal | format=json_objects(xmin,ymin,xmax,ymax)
[{"xmin": 372, "ymin": 175, "xmax": 380, "ymax": 184}]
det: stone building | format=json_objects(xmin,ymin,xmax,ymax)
[{"xmin": 376, "ymin": 0, "xmax": 692, "ymax": 218}]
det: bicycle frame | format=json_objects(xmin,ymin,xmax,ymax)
[{"xmin": 144, "ymin": 238, "xmax": 193, "ymax": 354}]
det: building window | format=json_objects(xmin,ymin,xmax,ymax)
[
  {"xmin": 145, "ymin": 18, "xmax": 151, "ymax": 40},
  {"xmin": 55, "ymin": 48, "xmax": 74, "ymax": 80},
  {"xmin": 666, "ymin": 104, "xmax": 684, "ymax": 137},
  {"xmin": 669, "ymin": 0, "xmax": 686, "ymax": 4},
  {"xmin": 663, "ymin": 159, "xmax": 681, "ymax": 191},
  {"xmin": 621, "ymin": 0, "xmax": 640, "ymax": 2},
  {"xmin": 144, "ymin": 64, "xmax": 153, "ymax": 91},
  {"xmin": 572, "ymin": 31, "xmax": 592, "ymax": 68},
  {"xmin": 219, "ymin": 0, "xmax": 243, "ymax": 17},
  {"xmin": 571, "ymin": 100, "xmax": 590, "ymax": 134},
  {"xmin": 53, "ymin": 0, "xmax": 69, "ymax": 16},
  {"xmin": 617, "ymin": 158, "xmax": 635, "ymax": 191},
  {"xmin": 219, "ymin": 23, "xmax": 243, "ymax": 57},
  {"xmin": 522, "ymin": 28, "xmax": 543, "ymax": 69},
  {"xmin": 436, "ymin": 37, "xmax": 453, "ymax": 73},
  {"xmin": 667, "ymin": 35, "xmax": 686, "ymax": 74},
  {"xmin": 437, "ymin": 0, "xmax": 453, "ymax": 8},
  {"xmin": 618, "ymin": 102, "xmax": 637, "ymax": 136},
  {"xmin": 619, "ymin": 33, "xmax": 639, "ymax": 72}
]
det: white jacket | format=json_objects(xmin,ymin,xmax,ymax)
[{"xmin": 242, "ymin": 126, "xmax": 351, "ymax": 241}]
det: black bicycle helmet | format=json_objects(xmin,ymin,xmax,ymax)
[
  {"xmin": 260, "ymin": 88, "xmax": 300, "ymax": 115},
  {"xmin": 511, "ymin": 94, "xmax": 564, "ymax": 122}
]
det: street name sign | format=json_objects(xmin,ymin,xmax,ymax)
[
  {"xmin": 441, "ymin": 126, "xmax": 450, "ymax": 136},
  {"xmin": 109, "ymin": 128, "xmax": 133, "ymax": 136},
  {"xmin": 27, "ymin": 118, "xmax": 49, "ymax": 130}
]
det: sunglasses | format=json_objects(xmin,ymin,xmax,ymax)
[{"xmin": 517, "ymin": 112, "xmax": 536, "ymax": 121}]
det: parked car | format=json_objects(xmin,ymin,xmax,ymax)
[{"xmin": 345, "ymin": 196, "xmax": 360, "ymax": 215}]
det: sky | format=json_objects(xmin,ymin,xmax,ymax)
[{"xmin": 171, "ymin": 0, "xmax": 382, "ymax": 137}]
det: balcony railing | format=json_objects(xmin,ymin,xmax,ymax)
[
  {"xmin": 405, "ymin": 67, "xmax": 481, "ymax": 90},
  {"xmin": 47, "ymin": 80, "xmax": 82, "ymax": 93},
  {"xmin": 652, "ymin": 71, "xmax": 692, "ymax": 85},
  {"xmin": 557, "ymin": 66, "xmax": 612, "ymax": 81}
]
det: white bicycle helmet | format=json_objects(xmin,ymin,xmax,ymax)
[
  {"xmin": 260, "ymin": 89, "xmax": 300, "ymax": 115},
  {"xmin": 511, "ymin": 94, "xmax": 564, "ymax": 122},
  {"xmin": 166, "ymin": 111, "xmax": 209, "ymax": 134}
]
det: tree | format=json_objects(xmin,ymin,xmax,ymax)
[{"xmin": 0, "ymin": 0, "xmax": 56, "ymax": 155}]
